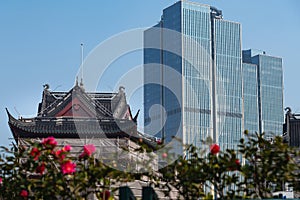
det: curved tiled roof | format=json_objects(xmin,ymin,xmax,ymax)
[
  {"xmin": 7, "ymin": 109, "xmax": 157, "ymax": 148},
  {"xmin": 6, "ymin": 84, "xmax": 157, "ymax": 148},
  {"xmin": 7, "ymin": 109, "xmax": 136, "ymax": 139}
]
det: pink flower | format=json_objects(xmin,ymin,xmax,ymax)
[
  {"xmin": 62, "ymin": 145, "xmax": 72, "ymax": 152},
  {"xmin": 210, "ymin": 144, "xmax": 220, "ymax": 155},
  {"xmin": 20, "ymin": 189, "xmax": 28, "ymax": 197},
  {"xmin": 36, "ymin": 163, "xmax": 46, "ymax": 174},
  {"xmin": 0, "ymin": 177, "xmax": 3, "ymax": 184},
  {"xmin": 79, "ymin": 144, "xmax": 96, "ymax": 159},
  {"xmin": 42, "ymin": 136, "xmax": 57, "ymax": 148},
  {"xmin": 30, "ymin": 147, "xmax": 40, "ymax": 161},
  {"xmin": 54, "ymin": 150, "xmax": 66, "ymax": 161},
  {"xmin": 162, "ymin": 152, "xmax": 168, "ymax": 158},
  {"xmin": 83, "ymin": 144, "xmax": 96, "ymax": 156},
  {"xmin": 61, "ymin": 160, "xmax": 76, "ymax": 174}
]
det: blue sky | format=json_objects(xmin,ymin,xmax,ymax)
[{"xmin": 0, "ymin": 0, "xmax": 299, "ymax": 147}]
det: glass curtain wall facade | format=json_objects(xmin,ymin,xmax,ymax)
[
  {"xmin": 253, "ymin": 54, "xmax": 283, "ymax": 137},
  {"xmin": 214, "ymin": 19, "xmax": 243, "ymax": 150},
  {"xmin": 242, "ymin": 49, "xmax": 283, "ymax": 137},
  {"xmin": 181, "ymin": 3, "xmax": 212, "ymax": 148},
  {"xmin": 144, "ymin": 22, "xmax": 164, "ymax": 138},
  {"xmin": 144, "ymin": 1, "xmax": 244, "ymax": 151},
  {"xmin": 242, "ymin": 63, "xmax": 259, "ymax": 134},
  {"xmin": 162, "ymin": 2, "xmax": 183, "ymax": 144}
]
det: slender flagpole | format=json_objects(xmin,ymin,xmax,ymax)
[{"xmin": 80, "ymin": 43, "xmax": 84, "ymax": 86}]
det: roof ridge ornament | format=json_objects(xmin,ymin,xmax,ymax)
[
  {"xmin": 75, "ymin": 76, "xmax": 79, "ymax": 86},
  {"xmin": 119, "ymin": 86, "xmax": 125, "ymax": 93},
  {"xmin": 80, "ymin": 78, "xmax": 84, "ymax": 88},
  {"xmin": 43, "ymin": 84, "xmax": 50, "ymax": 90},
  {"xmin": 133, "ymin": 109, "xmax": 140, "ymax": 123}
]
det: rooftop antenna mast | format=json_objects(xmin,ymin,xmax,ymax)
[{"xmin": 80, "ymin": 43, "xmax": 84, "ymax": 87}]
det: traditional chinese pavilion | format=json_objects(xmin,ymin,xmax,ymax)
[
  {"xmin": 8, "ymin": 82, "xmax": 138, "ymax": 140},
  {"xmin": 7, "ymin": 82, "xmax": 157, "ymax": 159},
  {"xmin": 6, "ymin": 81, "xmax": 179, "ymax": 199}
]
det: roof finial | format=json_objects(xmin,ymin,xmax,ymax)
[
  {"xmin": 80, "ymin": 77, "xmax": 84, "ymax": 87},
  {"xmin": 43, "ymin": 84, "xmax": 49, "ymax": 90},
  {"xmin": 75, "ymin": 76, "xmax": 79, "ymax": 86},
  {"xmin": 119, "ymin": 86, "xmax": 125, "ymax": 92}
]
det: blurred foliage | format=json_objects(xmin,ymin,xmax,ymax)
[
  {"xmin": 0, "ymin": 139, "xmax": 133, "ymax": 199},
  {"xmin": 159, "ymin": 131, "xmax": 300, "ymax": 199},
  {"xmin": 0, "ymin": 132, "xmax": 299, "ymax": 199},
  {"xmin": 238, "ymin": 131, "xmax": 298, "ymax": 198}
]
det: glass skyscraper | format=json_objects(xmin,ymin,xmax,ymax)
[
  {"xmin": 144, "ymin": 1, "xmax": 283, "ymax": 151},
  {"xmin": 242, "ymin": 49, "xmax": 283, "ymax": 138}
]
